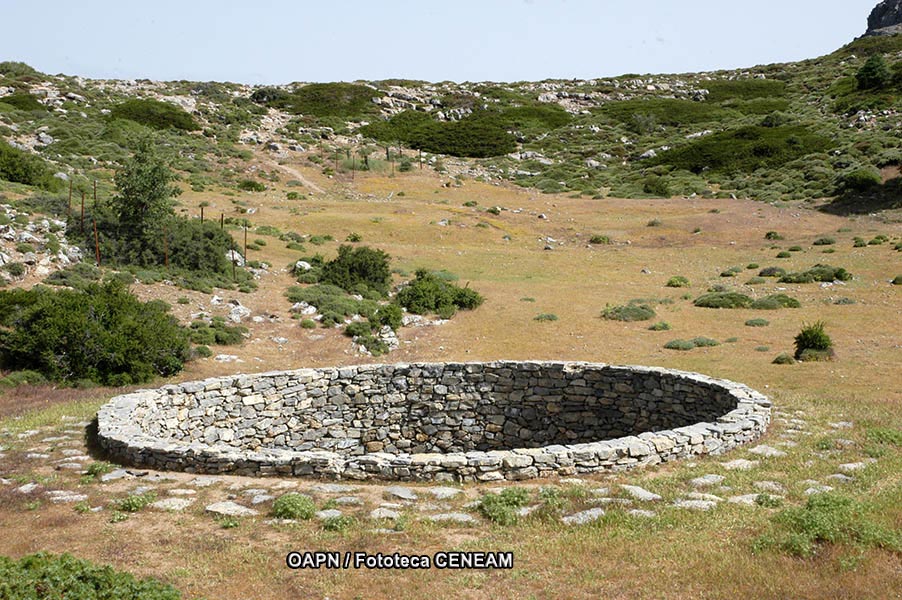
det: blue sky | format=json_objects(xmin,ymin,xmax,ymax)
[{"xmin": 0, "ymin": 0, "xmax": 879, "ymax": 84}]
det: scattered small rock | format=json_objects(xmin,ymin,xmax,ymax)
[{"xmin": 562, "ymin": 508, "xmax": 605, "ymax": 525}]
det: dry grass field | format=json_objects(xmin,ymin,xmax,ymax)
[{"xmin": 0, "ymin": 155, "xmax": 900, "ymax": 599}]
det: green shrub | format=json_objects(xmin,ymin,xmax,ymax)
[
  {"xmin": 666, "ymin": 276, "xmax": 690, "ymax": 288},
  {"xmin": 704, "ymin": 79, "xmax": 787, "ymax": 102},
  {"xmin": 0, "ymin": 553, "xmax": 181, "ymax": 599},
  {"xmin": 840, "ymin": 167, "xmax": 882, "ymax": 192},
  {"xmin": 794, "ymin": 320, "xmax": 832, "ymax": 360},
  {"xmin": 651, "ymin": 126, "xmax": 832, "ymax": 175},
  {"xmin": 322, "ymin": 515, "xmax": 356, "ymax": 532},
  {"xmin": 648, "ymin": 321, "xmax": 672, "ymax": 331},
  {"xmin": 476, "ymin": 488, "xmax": 530, "ymax": 525},
  {"xmin": 395, "ymin": 269, "xmax": 484, "ymax": 318},
  {"xmin": 601, "ymin": 303, "xmax": 656, "ymax": 322},
  {"xmin": 893, "ymin": 276, "xmax": 902, "ymax": 286},
  {"xmin": 189, "ymin": 318, "xmax": 247, "ymax": 345},
  {"xmin": 787, "ymin": 246, "xmax": 802, "ymax": 252},
  {"xmin": 346, "ymin": 232, "xmax": 362, "ymax": 242},
  {"xmin": 757, "ymin": 493, "xmax": 900, "ymax": 557},
  {"xmin": 746, "ymin": 318, "xmax": 770, "ymax": 327},
  {"xmin": 589, "ymin": 235, "xmax": 612, "ymax": 245},
  {"xmin": 253, "ymin": 83, "xmax": 378, "ymax": 118},
  {"xmin": 320, "ymin": 245, "xmax": 392, "ymax": 296},
  {"xmin": 853, "ymin": 237, "xmax": 867, "ymax": 247},
  {"xmin": 664, "ymin": 339, "xmax": 697, "ymax": 351},
  {"xmin": 747, "ymin": 263, "xmax": 759, "ymax": 270},
  {"xmin": 300, "ymin": 318, "xmax": 317, "ymax": 329},
  {"xmin": 759, "ymin": 266, "xmax": 786, "ymax": 278},
  {"xmin": 272, "ymin": 493, "xmax": 316, "ymax": 520},
  {"xmin": 750, "ymin": 294, "xmax": 801, "ymax": 310},
  {"xmin": 690, "ymin": 337, "xmax": 720, "ymax": 348},
  {"xmin": 693, "ymin": 292, "xmax": 753, "ymax": 309},
  {"xmin": 772, "ymin": 353, "xmax": 795, "ymax": 365},
  {"xmin": 776, "ymin": 251, "xmax": 792, "ymax": 258},
  {"xmin": 765, "ymin": 231, "xmax": 784, "ymax": 241},
  {"xmin": 113, "ymin": 492, "xmax": 156, "ymax": 513},
  {"xmin": 746, "ymin": 277, "xmax": 767, "ymax": 285},
  {"xmin": 868, "ymin": 235, "xmax": 889, "ymax": 246},
  {"xmin": 110, "ymin": 99, "xmax": 199, "ymax": 131},
  {"xmin": 0, "ymin": 280, "xmax": 190, "ymax": 385},
  {"xmin": 0, "ymin": 369, "xmax": 46, "ymax": 388},
  {"xmin": 3, "ymin": 262, "xmax": 25, "ymax": 278},
  {"xmin": 779, "ymin": 265, "xmax": 852, "ymax": 284},
  {"xmin": 812, "ymin": 237, "xmax": 835, "ymax": 246},
  {"xmin": 0, "ymin": 140, "xmax": 60, "ymax": 190},
  {"xmin": 237, "ymin": 179, "xmax": 266, "ymax": 192},
  {"xmin": 286, "ymin": 284, "xmax": 378, "ymax": 327},
  {"xmin": 0, "ymin": 93, "xmax": 44, "ymax": 112},
  {"xmin": 642, "ymin": 175, "xmax": 670, "ymax": 197},
  {"xmin": 534, "ymin": 313, "xmax": 558, "ymax": 322},
  {"xmin": 647, "ymin": 218, "xmax": 662, "ymax": 227},
  {"xmin": 192, "ymin": 345, "xmax": 212, "ymax": 358},
  {"xmin": 856, "ymin": 55, "xmax": 892, "ymax": 90}
]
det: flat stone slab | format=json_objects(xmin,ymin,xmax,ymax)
[
  {"xmin": 334, "ymin": 496, "xmax": 363, "ymax": 506},
  {"xmin": 754, "ymin": 481, "xmax": 785, "ymax": 494},
  {"xmin": 167, "ymin": 489, "xmax": 197, "ymax": 496},
  {"xmin": 517, "ymin": 505, "xmax": 540, "ymax": 517},
  {"xmin": 728, "ymin": 494, "xmax": 763, "ymax": 506},
  {"xmin": 673, "ymin": 499, "xmax": 718, "ymax": 511},
  {"xmin": 152, "ymin": 498, "xmax": 195, "ymax": 511},
  {"xmin": 628, "ymin": 509, "xmax": 657, "ymax": 518},
  {"xmin": 684, "ymin": 492, "xmax": 723, "ymax": 502},
  {"xmin": 205, "ymin": 502, "xmax": 258, "ymax": 517},
  {"xmin": 191, "ymin": 477, "xmax": 220, "ymax": 488},
  {"xmin": 590, "ymin": 487, "xmax": 611, "ymax": 496},
  {"xmin": 829, "ymin": 421, "xmax": 854, "ymax": 429},
  {"xmin": 60, "ymin": 449, "xmax": 86, "ymax": 456},
  {"xmin": 719, "ymin": 459, "xmax": 759, "ymax": 471},
  {"xmin": 428, "ymin": 512, "xmax": 477, "ymax": 524},
  {"xmin": 559, "ymin": 478, "xmax": 587, "ymax": 486},
  {"xmin": 384, "ymin": 486, "xmax": 418, "ymax": 501},
  {"xmin": 747, "ymin": 445, "xmax": 787, "ymax": 458},
  {"xmin": 271, "ymin": 481, "xmax": 298, "ymax": 490},
  {"xmin": 370, "ymin": 508, "xmax": 401, "ymax": 520},
  {"xmin": 837, "ymin": 462, "xmax": 869, "ymax": 473},
  {"xmin": 310, "ymin": 483, "xmax": 358, "ymax": 494},
  {"xmin": 425, "ymin": 487, "xmax": 463, "ymax": 500},
  {"xmin": 804, "ymin": 485, "xmax": 834, "ymax": 496},
  {"xmin": 25, "ymin": 453, "xmax": 50, "ymax": 460},
  {"xmin": 593, "ymin": 497, "xmax": 633, "ymax": 506},
  {"xmin": 46, "ymin": 491, "xmax": 88, "ymax": 503},
  {"xmin": 562, "ymin": 508, "xmax": 605, "ymax": 525},
  {"xmin": 826, "ymin": 474, "xmax": 855, "ymax": 483},
  {"xmin": 55, "ymin": 463, "xmax": 85, "ymax": 471},
  {"xmin": 250, "ymin": 494, "xmax": 274, "ymax": 505},
  {"xmin": 689, "ymin": 474, "xmax": 725, "ymax": 488},
  {"xmin": 16, "ymin": 483, "xmax": 40, "ymax": 494},
  {"xmin": 621, "ymin": 485, "xmax": 662, "ymax": 502},
  {"xmin": 315, "ymin": 509, "xmax": 343, "ymax": 520}
]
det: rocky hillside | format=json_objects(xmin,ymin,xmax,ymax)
[{"xmin": 0, "ymin": 2, "xmax": 900, "ymax": 213}]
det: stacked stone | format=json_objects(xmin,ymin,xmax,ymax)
[{"xmin": 97, "ymin": 362, "xmax": 771, "ymax": 482}]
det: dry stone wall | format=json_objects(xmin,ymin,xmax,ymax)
[{"xmin": 96, "ymin": 362, "xmax": 771, "ymax": 482}]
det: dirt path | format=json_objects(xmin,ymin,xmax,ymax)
[{"xmin": 265, "ymin": 159, "xmax": 327, "ymax": 195}]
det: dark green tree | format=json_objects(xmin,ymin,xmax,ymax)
[{"xmin": 856, "ymin": 55, "xmax": 892, "ymax": 90}]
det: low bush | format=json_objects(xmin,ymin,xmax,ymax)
[
  {"xmin": 394, "ymin": 269, "xmax": 484, "ymax": 319},
  {"xmin": 476, "ymin": 488, "xmax": 530, "ymax": 525},
  {"xmin": 812, "ymin": 237, "xmax": 836, "ymax": 246},
  {"xmin": 794, "ymin": 320, "xmax": 832, "ymax": 360},
  {"xmin": 237, "ymin": 179, "xmax": 266, "ymax": 192},
  {"xmin": 893, "ymin": 276, "xmax": 902, "ymax": 286},
  {"xmin": 666, "ymin": 276, "xmax": 690, "ymax": 288},
  {"xmin": 286, "ymin": 284, "xmax": 379, "ymax": 328},
  {"xmin": 779, "ymin": 265, "xmax": 852, "ymax": 284},
  {"xmin": 693, "ymin": 292, "xmax": 753, "ymax": 309},
  {"xmin": 534, "ymin": 313, "xmax": 558, "ymax": 322},
  {"xmin": 759, "ymin": 266, "xmax": 786, "ymax": 278},
  {"xmin": 271, "ymin": 493, "xmax": 316, "ymax": 520},
  {"xmin": 110, "ymin": 99, "xmax": 199, "ymax": 131},
  {"xmin": 754, "ymin": 493, "xmax": 900, "ymax": 557},
  {"xmin": 690, "ymin": 337, "xmax": 720, "ymax": 347},
  {"xmin": 0, "ymin": 553, "xmax": 181, "ymax": 599},
  {"xmin": 189, "ymin": 318, "xmax": 247, "ymax": 345},
  {"xmin": 772, "ymin": 353, "xmax": 795, "ymax": 365},
  {"xmin": 589, "ymin": 235, "xmax": 612, "ymax": 245},
  {"xmin": 113, "ymin": 491, "xmax": 156, "ymax": 513},
  {"xmin": 664, "ymin": 339, "xmax": 697, "ymax": 351},
  {"xmin": 750, "ymin": 294, "xmax": 801, "ymax": 310},
  {"xmin": 3, "ymin": 262, "xmax": 25, "ymax": 278},
  {"xmin": 320, "ymin": 245, "xmax": 392, "ymax": 297},
  {"xmin": 0, "ymin": 139, "xmax": 61, "ymax": 190},
  {"xmin": 746, "ymin": 318, "xmax": 770, "ymax": 327},
  {"xmin": 747, "ymin": 277, "xmax": 767, "ymax": 285},
  {"xmin": 765, "ymin": 231, "xmax": 784, "ymax": 240},
  {"xmin": 0, "ymin": 280, "xmax": 189, "ymax": 385},
  {"xmin": 648, "ymin": 321, "xmax": 672, "ymax": 331},
  {"xmin": 776, "ymin": 251, "xmax": 792, "ymax": 259},
  {"xmin": 601, "ymin": 303, "xmax": 656, "ymax": 322}
]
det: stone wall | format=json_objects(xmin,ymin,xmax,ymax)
[{"xmin": 96, "ymin": 362, "xmax": 771, "ymax": 482}]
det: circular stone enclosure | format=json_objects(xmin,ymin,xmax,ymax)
[{"xmin": 97, "ymin": 362, "xmax": 771, "ymax": 482}]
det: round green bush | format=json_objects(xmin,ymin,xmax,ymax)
[
  {"xmin": 693, "ymin": 292, "xmax": 753, "ymax": 309},
  {"xmin": 300, "ymin": 318, "xmax": 317, "ymax": 329},
  {"xmin": 601, "ymin": 303, "xmax": 656, "ymax": 322},
  {"xmin": 750, "ymin": 294, "xmax": 801, "ymax": 310},
  {"xmin": 892, "ymin": 276, "xmax": 902, "ymax": 286},
  {"xmin": 648, "ymin": 321, "xmax": 672, "ymax": 331},
  {"xmin": 772, "ymin": 353, "xmax": 796, "ymax": 365},
  {"xmin": 666, "ymin": 276, "xmax": 690, "ymax": 288},
  {"xmin": 776, "ymin": 251, "xmax": 792, "ymax": 259},
  {"xmin": 759, "ymin": 266, "xmax": 786, "ymax": 278},
  {"xmin": 812, "ymin": 237, "xmax": 835, "ymax": 246},
  {"xmin": 664, "ymin": 339, "xmax": 696, "ymax": 351},
  {"xmin": 271, "ymin": 493, "xmax": 316, "ymax": 520}
]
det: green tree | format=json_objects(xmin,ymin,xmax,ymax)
[
  {"xmin": 111, "ymin": 137, "xmax": 181, "ymax": 236},
  {"xmin": 856, "ymin": 55, "xmax": 892, "ymax": 90}
]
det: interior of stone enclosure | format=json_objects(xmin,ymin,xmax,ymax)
[{"xmin": 137, "ymin": 363, "xmax": 738, "ymax": 456}]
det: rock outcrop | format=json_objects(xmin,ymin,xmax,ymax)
[{"xmin": 865, "ymin": 1, "xmax": 902, "ymax": 37}]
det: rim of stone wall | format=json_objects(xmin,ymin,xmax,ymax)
[{"xmin": 95, "ymin": 362, "xmax": 772, "ymax": 482}]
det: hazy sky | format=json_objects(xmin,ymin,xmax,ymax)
[{"xmin": 0, "ymin": 0, "xmax": 880, "ymax": 84}]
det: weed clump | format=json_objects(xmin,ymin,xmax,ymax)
[
  {"xmin": 666, "ymin": 276, "xmax": 690, "ymax": 288},
  {"xmin": 476, "ymin": 488, "xmax": 530, "ymax": 525},
  {"xmin": 693, "ymin": 292, "xmax": 753, "ymax": 309},
  {"xmin": 794, "ymin": 320, "xmax": 834, "ymax": 361},
  {"xmin": 272, "ymin": 494, "xmax": 316, "ymax": 520}
]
